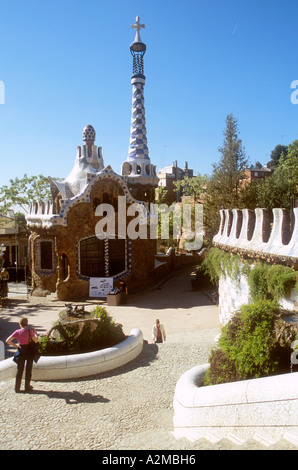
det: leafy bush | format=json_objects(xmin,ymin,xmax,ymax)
[
  {"xmin": 201, "ymin": 247, "xmax": 252, "ymax": 286},
  {"xmin": 267, "ymin": 264, "xmax": 297, "ymax": 299},
  {"xmin": 204, "ymin": 299, "xmax": 296, "ymax": 385},
  {"xmin": 38, "ymin": 306, "xmax": 126, "ymax": 356},
  {"xmin": 201, "ymin": 247, "xmax": 233, "ymax": 285},
  {"xmin": 248, "ymin": 263, "xmax": 297, "ymax": 302},
  {"xmin": 247, "ymin": 264, "xmax": 272, "ymax": 301},
  {"xmin": 203, "ymin": 348, "xmax": 242, "ymax": 385}
]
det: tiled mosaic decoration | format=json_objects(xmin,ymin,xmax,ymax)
[{"xmin": 128, "ymin": 81, "xmax": 149, "ymax": 162}]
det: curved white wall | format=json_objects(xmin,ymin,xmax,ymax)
[
  {"xmin": 173, "ymin": 364, "xmax": 298, "ymax": 443},
  {"xmin": 0, "ymin": 328, "xmax": 143, "ymax": 381},
  {"xmin": 214, "ymin": 207, "xmax": 298, "ymax": 260}
]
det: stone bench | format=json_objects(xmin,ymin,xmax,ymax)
[{"xmin": 0, "ymin": 328, "xmax": 143, "ymax": 381}]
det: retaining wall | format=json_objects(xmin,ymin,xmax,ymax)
[
  {"xmin": 173, "ymin": 364, "xmax": 298, "ymax": 443},
  {"xmin": 0, "ymin": 328, "xmax": 143, "ymax": 382},
  {"xmin": 218, "ymin": 270, "xmax": 297, "ymax": 326},
  {"xmin": 213, "ymin": 206, "xmax": 297, "ymax": 325}
]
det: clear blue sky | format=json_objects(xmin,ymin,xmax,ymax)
[{"xmin": 0, "ymin": 0, "xmax": 297, "ymax": 187}]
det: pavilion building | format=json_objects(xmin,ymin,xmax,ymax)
[{"xmin": 26, "ymin": 17, "xmax": 160, "ymax": 300}]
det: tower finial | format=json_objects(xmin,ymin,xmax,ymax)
[
  {"xmin": 122, "ymin": 16, "xmax": 158, "ymax": 188},
  {"xmin": 131, "ymin": 16, "xmax": 145, "ymax": 43}
]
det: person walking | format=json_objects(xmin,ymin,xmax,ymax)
[
  {"xmin": 152, "ymin": 319, "xmax": 166, "ymax": 343},
  {"xmin": 119, "ymin": 280, "xmax": 128, "ymax": 304},
  {"xmin": 6, "ymin": 317, "xmax": 39, "ymax": 393},
  {"xmin": 0, "ymin": 267, "xmax": 9, "ymax": 297}
]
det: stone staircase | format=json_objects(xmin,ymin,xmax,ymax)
[{"xmin": 172, "ymin": 429, "xmax": 298, "ymax": 450}]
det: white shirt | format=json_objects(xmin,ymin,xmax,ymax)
[{"xmin": 152, "ymin": 324, "xmax": 166, "ymax": 342}]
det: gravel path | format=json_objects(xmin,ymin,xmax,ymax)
[
  {"xmin": 1, "ymin": 327, "xmax": 296, "ymax": 451},
  {"xmin": 0, "ymin": 329, "xmax": 217, "ymax": 450},
  {"xmin": 1, "ymin": 276, "xmax": 297, "ymax": 451}
]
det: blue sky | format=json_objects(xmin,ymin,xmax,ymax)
[{"xmin": 0, "ymin": 0, "xmax": 297, "ymax": 187}]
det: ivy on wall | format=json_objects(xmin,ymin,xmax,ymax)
[{"xmin": 201, "ymin": 247, "xmax": 297, "ymax": 302}]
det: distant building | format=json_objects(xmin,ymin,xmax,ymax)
[
  {"xmin": 157, "ymin": 160, "xmax": 194, "ymax": 204},
  {"xmin": 244, "ymin": 165, "xmax": 274, "ymax": 184},
  {"xmin": 0, "ymin": 214, "xmax": 29, "ymax": 280}
]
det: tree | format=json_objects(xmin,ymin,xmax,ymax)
[
  {"xmin": 279, "ymin": 139, "xmax": 298, "ymax": 178},
  {"xmin": 203, "ymin": 114, "xmax": 249, "ymax": 241},
  {"xmin": 173, "ymin": 174, "xmax": 208, "ymax": 201},
  {"xmin": 155, "ymin": 186, "xmax": 168, "ymax": 205},
  {"xmin": 267, "ymin": 144, "xmax": 288, "ymax": 168},
  {"xmin": 208, "ymin": 114, "xmax": 248, "ymax": 207},
  {"xmin": 240, "ymin": 139, "xmax": 297, "ymax": 210},
  {"xmin": 0, "ymin": 174, "xmax": 59, "ymax": 214}
]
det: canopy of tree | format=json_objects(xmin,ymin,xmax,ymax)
[{"xmin": 0, "ymin": 174, "xmax": 60, "ymax": 214}]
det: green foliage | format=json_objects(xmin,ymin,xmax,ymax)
[
  {"xmin": 0, "ymin": 174, "xmax": 61, "ymax": 214},
  {"xmin": 240, "ymin": 140, "xmax": 297, "ymax": 210},
  {"xmin": 267, "ymin": 144, "xmax": 288, "ymax": 168},
  {"xmin": 220, "ymin": 300, "xmax": 278, "ymax": 378},
  {"xmin": 247, "ymin": 263, "xmax": 297, "ymax": 302},
  {"xmin": 155, "ymin": 186, "xmax": 168, "ymax": 205},
  {"xmin": 204, "ymin": 300, "xmax": 287, "ymax": 384},
  {"xmin": 202, "ymin": 114, "xmax": 249, "ymax": 241},
  {"xmin": 90, "ymin": 305, "xmax": 126, "ymax": 348},
  {"xmin": 247, "ymin": 263, "xmax": 272, "ymax": 301},
  {"xmin": 201, "ymin": 248, "xmax": 297, "ymax": 300},
  {"xmin": 201, "ymin": 247, "xmax": 246, "ymax": 286},
  {"xmin": 209, "ymin": 114, "xmax": 249, "ymax": 205},
  {"xmin": 174, "ymin": 174, "xmax": 208, "ymax": 200},
  {"xmin": 38, "ymin": 306, "xmax": 126, "ymax": 356},
  {"xmin": 203, "ymin": 348, "xmax": 242, "ymax": 386}
]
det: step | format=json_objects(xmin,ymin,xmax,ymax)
[
  {"xmin": 283, "ymin": 432, "xmax": 298, "ymax": 447},
  {"xmin": 253, "ymin": 432, "xmax": 278, "ymax": 447}
]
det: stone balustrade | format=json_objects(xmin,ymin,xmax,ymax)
[
  {"xmin": 26, "ymin": 199, "xmax": 58, "ymax": 229},
  {"xmin": 28, "ymin": 200, "xmax": 54, "ymax": 217},
  {"xmin": 0, "ymin": 328, "xmax": 143, "ymax": 381},
  {"xmin": 213, "ymin": 207, "xmax": 298, "ymax": 264}
]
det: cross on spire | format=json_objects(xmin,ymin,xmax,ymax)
[{"xmin": 131, "ymin": 16, "xmax": 145, "ymax": 42}]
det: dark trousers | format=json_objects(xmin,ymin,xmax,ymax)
[{"xmin": 15, "ymin": 356, "xmax": 33, "ymax": 392}]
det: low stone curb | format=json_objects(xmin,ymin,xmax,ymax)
[{"xmin": 0, "ymin": 328, "xmax": 143, "ymax": 381}]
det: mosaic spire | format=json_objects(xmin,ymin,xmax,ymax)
[
  {"xmin": 122, "ymin": 16, "xmax": 158, "ymax": 187},
  {"xmin": 128, "ymin": 16, "xmax": 149, "ymax": 164}
]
